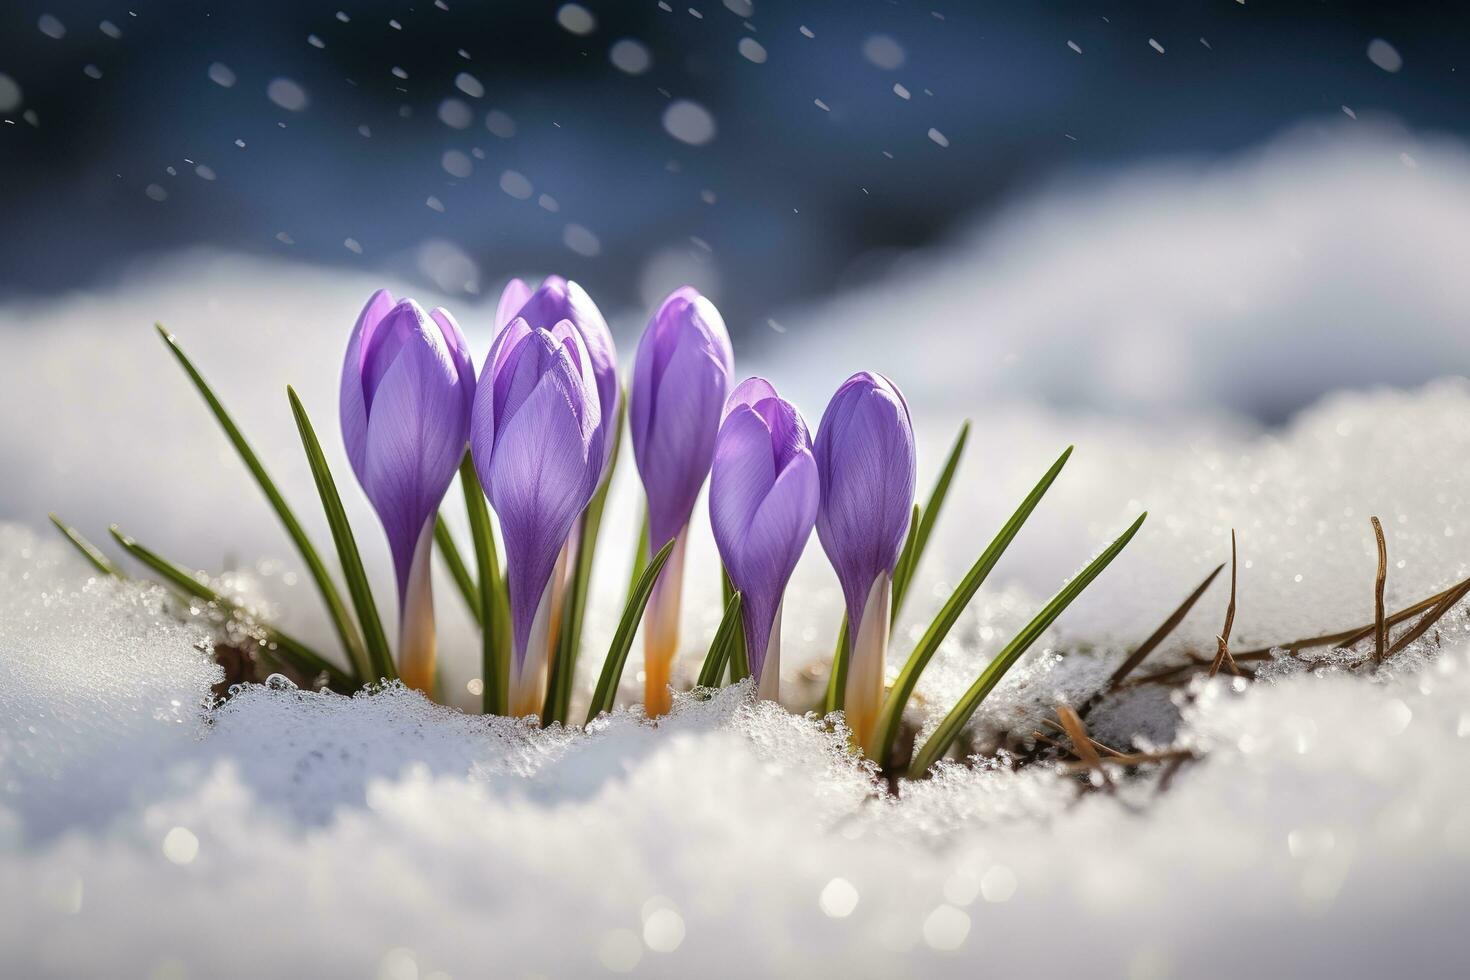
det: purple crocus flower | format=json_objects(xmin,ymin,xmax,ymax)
[
  {"xmin": 340, "ymin": 289, "xmax": 476, "ymax": 693},
  {"xmin": 630, "ymin": 287, "xmax": 734, "ymax": 715},
  {"xmin": 495, "ymin": 276, "xmax": 619, "ymax": 478},
  {"xmin": 709, "ymin": 378, "xmax": 819, "ymax": 701},
  {"xmin": 470, "ymin": 315, "xmax": 604, "ymax": 718},
  {"xmin": 813, "ymin": 372, "xmax": 916, "ymax": 751}
]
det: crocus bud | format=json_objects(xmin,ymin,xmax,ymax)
[
  {"xmin": 710, "ymin": 378, "xmax": 819, "ymax": 702},
  {"xmin": 631, "ymin": 287, "xmax": 734, "ymax": 715},
  {"xmin": 340, "ymin": 290, "xmax": 476, "ymax": 693},
  {"xmin": 495, "ymin": 276, "xmax": 619, "ymax": 479},
  {"xmin": 813, "ymin": 372, "xmax": 916, "ymax": 752},
  {"xmin": 470, "ymin": 316, "xmax": 604, "ymax": 718}
]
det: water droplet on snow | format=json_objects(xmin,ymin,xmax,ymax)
[
  {"xmin": 596, "ymin": 929, "xmax": 640, "ymax": 972},
  {"xmin": 922, "ymin": 904, "xmax": 970, "ymax": 950},
  {"xmin": 819, "ymin": 877, "xmax": 859, "ymax": 917},
  {"xmin": 161, "ymin": 826, "xmax": 198, "ymax": 864}
]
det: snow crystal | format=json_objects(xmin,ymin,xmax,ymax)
[
  {"xmin": 436, "ymin": 97, "xmax": 472, "ymax": 128},
  {"xmin": 863, "ymin": 35, "xmax": 906, "ymax": 71},
  {"xmin": 563, "ymin": 222, "xmax": 601, "ymax": 257},
  {"xmin": 453, "ymin": 71, "xmax": 484, "ymax": 98},
  {"xmin": 484, "ymin": 109, "xmax": 516, "ymax": 138},
  {"xmin": 265, "ymin": 78, "xmax": 308, "ymax": 112},
  {"xmin": 610, "ymin": 39, "xmax": 652, "ymax": 76},
  {"xmin": 556, "ymin": 3, "xmax": 596, "ymax": 37},
  {"xmin": 0, "ymin": 73, "xmax": 21, "ymax": 113},
  {"xmin": 441, "ymin": 149, "xmax": 473, "ymax": 178},
  {"xmin": 1367, "ymin": 38, "xmax": 1402, "ymax": 73},
  {"xmin": 662, "ymin": 99, "xmax": 716, "ymax": 146},
  {"xmin": 498, "ymin": 169, "xmax": 533, "ymax": 199},
  {"xmin": 738, "ymin": 38, "xmax": 767, "ymax": 64},
  {"xmin": 37, "ymin": 14, "xmax": 66, "ymax": 39}
]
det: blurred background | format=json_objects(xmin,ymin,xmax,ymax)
[{"xmin": 4, "ymin": 0, "xmax": 1469, "ymax": 421}]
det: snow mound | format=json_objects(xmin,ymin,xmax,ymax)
[{"xmin": 4, "ymin": 384, "xmax": 1470, "ymax": 977}]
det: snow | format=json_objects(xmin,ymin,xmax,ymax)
[{"xmin": 5, "ymin": 122, "xmax": 1470, "ymax": 974}]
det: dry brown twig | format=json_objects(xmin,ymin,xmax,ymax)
[
  {"xmin": 1372, "ymin": 516, "xmax": 1388, "ymax": 663},
  {"xmin": 1207, "ymin": 530, "xmax": 1241, "ymax": 678}
]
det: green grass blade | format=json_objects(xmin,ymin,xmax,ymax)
[
  {"xmin": 871, "ymin": 445, "xmax": 1073, "ymax": 768},
  {"xmin": 286, "ymin": 386, "xmax": 396, "ymax": 684},
  {"xmin": 49, "ymin": 513, "xmax": 125, "ymax": 578},
  {"xmin": 109, "ymin": 526, "xmax": 354, "ymax": 689},
  {"xmin": 433, "ymin": 515, "xmax": 482, "ymax": 627},
  {"xmin": 720, "ymin": 565, "xmax": 751, "ymax": 684},
  {"xmin": 696, "ymin": 591, "xmax": 743, "ymax": 689},
  {"xmin": 908, "ymin": 512, "xmax": 1147, "ymax": 777},
  {"xmin": 459, "ymin": 455, "xmax": 509, "ymax": 715},
  {"xmin": 156, "ymin": 324, "xmax": 367, "ymax": 676},
  {"xmin": 893, "ymin": 422, "xmax": 970, "ymax": 618},
  {"xmin": 821, "ymin": 615, "xmax": 850, "ymax": 713},
  {"xmin": 547, "ymin": 390, "xmax": 625, "ymax": 724},
  {"xmin": 585, "ymin": 537, "xmax": 677, "ymax": 724}
]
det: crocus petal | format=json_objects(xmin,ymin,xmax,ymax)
[
  {"xmin": 635, "ymin": 318, "xmax": 732, "ymax": 548},
  {"xmin": 495, "ymin": 277, "xmax": 533, "ymax": 330},
  {"xmin": 709, "ymin": 406, "xmax": 778, "ymax": 561},
  {"xmin": 814, "ymin": 372, "xmax": 916, "ymax": 633},
  {"xmin": 361, "ymin": 325, "xmax": 471, "ymax": 599},
  {"xmin": 340, "ymin": 288, "xmax": 397, "ymax": 485},
  {"xmin": 738, "ymin": 451, "xmax": 819, "ymax": 674},
  {"xmin": 430, "ymin": 306, "xmax": 477, "ymax": 409},
  {"xmin": 709, "ymin": 380, "xmax": 819, "ymax": 686},
  {"xmin": 500, "ymin": 277, "xmax": 620, "ymax": 476},
  {"xmin": 724, "ymin": 377, "xmax": 779, "ymax": 421},
  {"xmin": 471, "ymin": 326, "xmax": 602, "ymax": 663}
]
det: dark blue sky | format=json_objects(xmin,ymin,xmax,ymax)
[{"xmin": 2, "ymin": 0, "xmax": 1466, "ymax": 336}]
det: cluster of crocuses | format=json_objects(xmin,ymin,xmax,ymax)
[
  {"xmin": 55, "ymin": 275, "xmax": 1138, "ymax": 775},
  {"xmin": 342, "ymin": 277, "xmax": 915, "ymax": 751}
]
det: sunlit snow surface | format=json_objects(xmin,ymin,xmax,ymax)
[{"xmin": 5, "ymin": 379, "xmax": 1470, "ymax": 976}]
